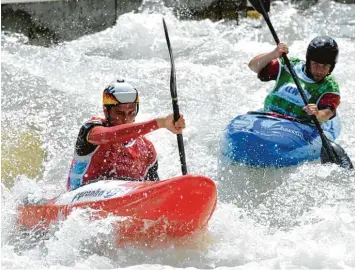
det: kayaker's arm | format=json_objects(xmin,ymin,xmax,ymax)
[
  {"xmin": 317, "ymin": 109, "xmax": 335, "ymax": 122},
  {"xmin": 87, "ymin": 114, "xmax": 186, "ymax": 145},
  {"xmin": 88, "ymin": 120, "xmax": 159, "ymax": 145},
  {"xmin": 248, "ymin": 43, "xmax": 289, "ymax": 74},
  {"xmin": 303, "ymin": 104, "xmax": 335, "ymax": 122},
  {"xmin": 303, "ymin": 93, "xmax": 341, "ymax": 122}
]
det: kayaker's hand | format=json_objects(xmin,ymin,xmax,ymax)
[
  {"xmin": 156, "ymin": 114, "xmax": 186, "ymax": 134},
  {"xmin": 303, "ymin": 104, "xmax": 335, "ymax": 122},
  {"xmin": 273, "ymin": 42, "xmax": 289, "ymax": 58},
  {"xmin": 303, "ymin": 104, "xmax": 319, "ymax": 117}
]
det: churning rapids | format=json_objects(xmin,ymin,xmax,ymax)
[{"xmin": 2, "ymin": 0, "xmax": 355, "ymax": 269}]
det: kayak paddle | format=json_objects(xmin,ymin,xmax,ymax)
[
  {"xmin": 162, "ymin": 18, "xmax": 188, "ymax": 175},
  {"xmin": 248, "ymin": 0, "xmax": 353, "ymax": 169}
]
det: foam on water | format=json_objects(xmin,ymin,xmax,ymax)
[{"xmin": 2, "ymin": 1, "xmax": 355, "ymax": 269}]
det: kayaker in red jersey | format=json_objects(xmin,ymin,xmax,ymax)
[
  {"xmin": 248, "ymin": 36, "xmax": 340, "ymax": 123},
  {"xmin": 67, "ymin": 80, "xmax": 186, "ymax": 191}
]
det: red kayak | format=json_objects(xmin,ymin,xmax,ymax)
[{"xmin": 17, "ymin": 175, "xmax": 217, "ymax": 246}]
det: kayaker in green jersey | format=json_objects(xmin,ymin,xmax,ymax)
[{"xmin": 248, "ymin": 36, "xmax": 340, "ymax": 123}]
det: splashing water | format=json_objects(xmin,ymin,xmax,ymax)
[{"xmin": 2, "ymin": 1, "xmax": 355, "ymax": 269}]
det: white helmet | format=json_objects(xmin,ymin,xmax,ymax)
[{"xmin": 103, "ymin": 79, "xmax": 139, "ymax": 107}]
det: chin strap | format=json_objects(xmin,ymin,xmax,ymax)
[
  {"xmin": 305, "ymin": 60, "xmax": 312, "ymax": 78},
  {"xmin": 105, "ymin": 106, "xmax": 112, "ymax": 126}
]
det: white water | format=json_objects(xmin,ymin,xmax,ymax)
[{"xmin": 2, "ymin": 1, "xmax": 355, "ymax": 269}]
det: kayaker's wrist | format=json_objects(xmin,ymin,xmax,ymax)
[
  {"xmin": 271, "ymin": 49, "xmax": 280, "ymax": 60},
  {"xmin": 156, "ymin": 117, "xmax": 166, "ymax": 129}
]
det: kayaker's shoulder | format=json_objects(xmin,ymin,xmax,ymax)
[
  {"xmin": 322, "ymin": 75, "xmax": 340, "ymax": 91},
  {"xmin": 82, "ymin": 116, "xmax": 106, "ymax": 127},
  {"xmin": 323, "ymin": 75, "xmax": 338, "ymax": 84},
  {"xmin": 76, "ymin": 117, "xmax": 106, "ymax": 136}
]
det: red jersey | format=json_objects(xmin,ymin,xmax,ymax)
[{"xmin": 67, "ymin": 117, "xmax": 159, "ymax": 191}]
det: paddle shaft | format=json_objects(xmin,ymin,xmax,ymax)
[
  {"xmin": 255, "ymin": 0, "xmax": 337, "ymax": 162},
  {"xmin": 171, "ymin": 81, "xmax": 188, "ymax": 175},
  {"xmin": 163, "ymin": 18, "xmax": 188, "ymax": 175}
]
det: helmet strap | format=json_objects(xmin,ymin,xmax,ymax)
[
  {"xmin": 105, "ymin": 105, "xmax": 112, "ymax": 126},
  {"xmin": 329, "ymin": 65, "xmax": 335, "ymax": 74},
  {"xmin": 305, "ymin": 60, "xmax": 313, "ymax": 78}
]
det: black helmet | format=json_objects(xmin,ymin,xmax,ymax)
[{"xmin": 306, "ymin": 36, "xmax": 339, "ymax": 74}]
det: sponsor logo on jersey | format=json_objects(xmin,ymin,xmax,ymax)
[{"xmin": 274, "ymin": 83, "xmax": 311, "ymax": 106}]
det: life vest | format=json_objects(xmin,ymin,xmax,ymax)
[
  {"xmin": 263, "ymin": 58, "xmax": 340, "ymax": 121},
  {"xmin": 67, "ymin": 117, "xmax": 158, "ymax": 191}
]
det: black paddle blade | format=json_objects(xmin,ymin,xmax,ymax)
[
  {"xmin": 162, "ymin": 18, "xmax": 188, "ymax": 175},
  {"xmin": 162, "ymin": 18, "xmax": 177, "ymax": 99},
  {"xmin": 248, "ymin": 0, "xmax": 271, "ymax": 14},
  {"xmin": 320, "ymin": 140, "xmax": 354, "ymax": 169}
]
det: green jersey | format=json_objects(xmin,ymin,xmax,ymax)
[{"xmin": 263, "ymin": 58, "xmax": 340, "ymax": 121}]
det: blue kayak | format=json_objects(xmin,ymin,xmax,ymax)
[{"xmin": 221, "ymin": 112, "xmax": 340, "ymax": 167}]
